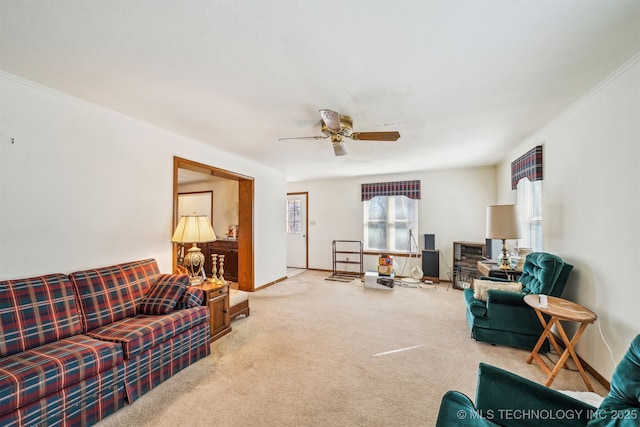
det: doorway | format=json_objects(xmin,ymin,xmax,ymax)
[
  {"xmin": 173, "ymin": 157, "xmax": 255, "ymax": 292},
  {"xmin": 286, "ymin": 192, "xmax": 308, "ymax": 269}
]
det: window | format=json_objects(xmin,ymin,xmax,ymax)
[
  {"xmin": 516, "ymin": 178, "xmax": 542, "ymax": 251},
  {"xmin": 286, "ymin": 199, "xmax": 301, "ymax": 233},
  {"xmin": 511, "ymin": 145, "xmax": 543, "ymax": 252},
  {"xmin": 363, "ymin": 195, "xmax": 418, "ymax": 253}
]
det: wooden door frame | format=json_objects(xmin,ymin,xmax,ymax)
[
  {"xmin": 287, "ymin": 191, "xmax": 309, "ymax": 269},
  {"xmin": 173, "ymin": 157, "xmax": 255, "ymax": 292}
]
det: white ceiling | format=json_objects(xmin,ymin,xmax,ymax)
[{"xmin": 2, "ymin": 1, "xmax": 639, "ymax": 182}]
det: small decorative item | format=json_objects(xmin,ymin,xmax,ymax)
[
  {"xmin": 378, "ymin": 253, "xmax": 393, "ymax": 276},
  {"xmin": 228, "ymin": 225, "xmax": 238, "ymax": 239},
  {"xmin": 210, "ymin": 254, "xmax": 218, "ymax": 283},
  {"xmin": 218, "ymin": 255, "xmax": 225, "ymax": 283},
  {"xmin": 509, "ymin": 255, "xmax": 519, "ymax": 270}
]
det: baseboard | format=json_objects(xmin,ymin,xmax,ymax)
[
  {"xmin": 551, "ymin": 332, "xmax": 610, "ymax": 391},
  {"xmin": 255, "ymin": 275, "xmax": 288, "ymax": 291},
  {"xmin": 579, "ymin": 357, "xmax": 610, "ymax": 391},
  {"xmin": 299, "ymin": 268, "xmax": 447, "ymax": 283}
]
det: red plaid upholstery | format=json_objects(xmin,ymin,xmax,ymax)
[
  {"xmin": 361, "ymin": 180, "xmax": 421, "ymax": 201},
  {"xmin": 176, "ymin": 286, "xmax": 205, "ymax": 309},
  {"xmin": 86, "ymin": 306, "xmax": 209, "ymax": 359},
  {"xmin": 137, "ymin": 274, "xmax": 189, "ymax": 315},
  {"xmin": 70, "ymin": 259, "xmax": 161, "ymax": 332},
  {"xmin": 0, "ymin": 334, "xmax": 122, "ymax": 417},
  {"xmin": 1, "ymin": 259, "xmax": 211, "ymax": 424},
  {"xmin": 0, "ymin": 364, "xmax": 123, "ymax": 427},
  {"xmin": 123, "ymin": 319, "xmax": 210, "ymax": 402},
  {"xmin": 0, "ymin": 274, "xmax": 82, "ymax": 358}
]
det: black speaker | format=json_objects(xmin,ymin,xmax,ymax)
[
  {"xmin": 424, "ymin": 234, "xmax": 435, "ymax": 251},
  {"xmin": 422, "ymin": 250, "xmax": 439, "ymax": 277}
]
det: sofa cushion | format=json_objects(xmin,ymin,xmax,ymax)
[
  {"xmin": 86, "ymin": 306, "xmax": 209, "ymax": 359},
  {"xmin": 0, "ymin": 334, "xmax": 122, "ymax": 417},
  {"xmin": 588, "ymin": 334, "xmax": 640, "ymax": 426},
  {"xmin": 0, "ymin": 363, "xmax": 123, "ymax": 427},
  {"xmin": 473, "ymin": 279, "xmax": 522, "ymax": 302},
  {"xmin": 70, "ymin": 259, "xmax": 161, "ymax": 332},
  {"xmin": 229, "ymin": 289, "xmax": 249, "ymax": 306},
  {"xmin": 519, "ymin": 252, "xmax": 563, "ymax": 294},
  {"xmin": 137, "ymin": 274, "xmax": 189, "ymax": 315},
  {"xmin": 122, "ymin": 321, "xmax": 210, "ymax": 403},
  {"xmin": 0, "ymin": 274, "xmax": 82, "ymax": 358},
  {"xmin": 176, "ymin": 286, "xmax": 205, "ymax": 309}
]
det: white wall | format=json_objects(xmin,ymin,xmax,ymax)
[
  {"xmin": 0, "ymin": 73, "xmax": 287, "ymax": 287},
  {"xmin": 496, "ymin": 55, "xmax": 640, "ymax": 378},
  {"xmin": 178, "ymin": 178, "xmax": 240, "ymax": 238},
  {"xmin": 287, "ymin": 167, "xmax": 496, "ymax": 279},
  {"xmin": 254, "ymin": 166, "xmax": 288, "ymax": 288}
]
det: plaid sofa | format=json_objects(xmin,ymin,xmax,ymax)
[{"xmin": 0, "ymin": 259, "xmax": 210, "ymax": 426}]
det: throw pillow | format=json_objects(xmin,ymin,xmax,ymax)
[
  {"xmin": 176, "ymin": 286, "xmax": 205, "ymax": 309},
  {"xmin": 137, "ymin": 274, "xmax": 189, "ymax": 315},
  {"xmin": 473, "ymin": 279, "xmax": 522, "ymax": 302}
]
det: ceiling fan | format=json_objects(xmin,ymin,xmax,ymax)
[{"xmin": 278, "ymin": 109, "xmax": 401, "ymax": 156}]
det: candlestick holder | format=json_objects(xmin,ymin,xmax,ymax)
[
  {"xmin": 210, "ymin": 254, "xmax": 219, "ymax": 284},
  {"xmin": 218, "ymin": 255, "xmax": 225, "ymax": 284}
]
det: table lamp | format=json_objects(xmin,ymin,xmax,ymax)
[
  {"xmin": 172, "ymin": 215, "xmax": 216, "ymax": 282},
  {"xmin": 486, "ymin": 205, "xmax": 521, "ymax": 270}
]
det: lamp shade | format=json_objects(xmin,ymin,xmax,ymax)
[
  {"xmin": 171, "ymin": 215, "xmax": 216, "ymax": 244},
  {"xmin": 486, "ymin": 205, "xmax": 521, "ymax": 239}
]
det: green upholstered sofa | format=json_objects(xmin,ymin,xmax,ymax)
[
  {"xmin": 435, "ymin": 334, "xmax": 640, "ymax": 427},
  {"xmin": 464, "ymin": 252, "xmax": 573, "ymax": 351}
]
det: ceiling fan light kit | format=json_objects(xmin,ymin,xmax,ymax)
[
  {"xmin": 279, "ymin": 109, "xmax": 401, "ymax": 156},
  {"xmin": 333, "ymin": 141, "xmax": 347, "ymax": 156},
  {"xmin": 321, "ymin": 111, "xmax": 353, "ymax": 137}
]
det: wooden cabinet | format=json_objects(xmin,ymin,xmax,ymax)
[
  {"xmin": 203, "ymin": 239, "xmax": 239, "ymax": 282},
  {"xmin": 452, "ymin": 241, "xmax": 485, "ymax": 290},
  {"xmin": 195, "ymin": 282, "xmax": 231, "ymax": 342}
]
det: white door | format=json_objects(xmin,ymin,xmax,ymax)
[{"xmin": 287, "ymin": 193, "xmax": 307, "ymax": 268}]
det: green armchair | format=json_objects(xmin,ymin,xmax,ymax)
[
  {"xmin": 464, "ymin": 252, "xmax": 573, "ymax": 351},
  {"xmin": 436, "ymin": 334, "xmax": 640, "ymax": 427}
]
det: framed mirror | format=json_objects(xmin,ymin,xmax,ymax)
[{"xmin": 178, "ymin": 191, "xmax": 213, "ymax": 221}]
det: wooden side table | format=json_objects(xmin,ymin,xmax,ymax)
[
  {"xmin": 523, "ymin": 294, "xmax": 597, "ymax": 391},
  {"xmin": 194, "ymin": 281, "xmax": 231, "ymax": 342}
]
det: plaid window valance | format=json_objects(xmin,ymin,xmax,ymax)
[
  {"xmin": 511, "ymin": 145, "xmax": 543, "ymax": 189},
  {"xmin": 361, "ymin": 180, "xmax": 421, "ymax": 201}
]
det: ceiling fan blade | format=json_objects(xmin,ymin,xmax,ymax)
[
  {"xmin": 349, "ymin": 131, "xmax": 401, "ymax": 141},
  {"xmin": 319, "ymin": 109, "xmax": 341, "ymax": 131},
  {"xmin": 333, "ymin": 142, "xmax": 347, "ymax": 156},
  {"xmin": 278, "ymin": 135, "xmax": 328, "ymax": 141}
]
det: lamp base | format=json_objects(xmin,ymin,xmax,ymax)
[
  {"xmin": 184, "ymin": 244, "xmax": 205, "ymax": 281},
  {"xmin": 498, "ymin": 239, "xmax": 511, "ymax": 270}
]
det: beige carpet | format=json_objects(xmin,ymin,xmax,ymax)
[{"xmin": 96, "ymin": 270, "xmax": 607, "ymax": 427}]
